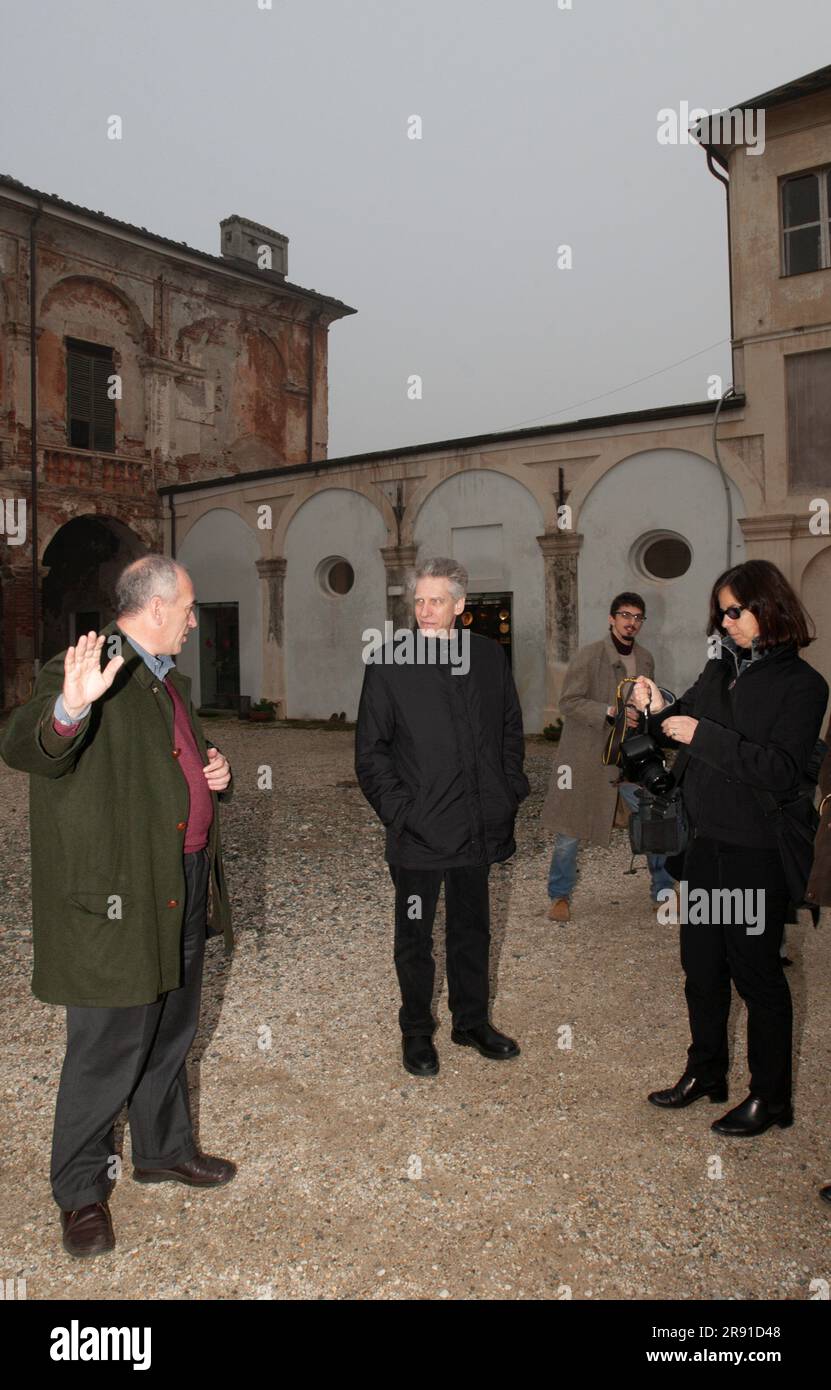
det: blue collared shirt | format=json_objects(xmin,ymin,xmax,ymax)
[{"xmin": 53, "ymin": 634, "xmax": 175, "ymax": 726}]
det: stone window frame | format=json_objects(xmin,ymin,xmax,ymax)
[
  {"xmin": 316, "ymin": 555, "xmax": 355, "ymax": 598},
  {"xmin": 630, "ymin": 530, "xmax": 693, "ymax": 582},
  {"xmin": 780, "ymin": 164, "xmax": 831, "ymax": 277}
]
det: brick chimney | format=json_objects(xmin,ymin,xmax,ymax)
[{"xmin": 220, "ymin": 216, "xmax": 288, "ymax": 279}]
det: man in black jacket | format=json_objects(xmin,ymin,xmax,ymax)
[{"xmin": 355, "ymin": 557, "xmax": 530, "ymax": 1077}]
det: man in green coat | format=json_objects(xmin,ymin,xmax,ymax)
[{"xmin": 1, "ymin": 553, "xmax": 236, "ymax": 1258}]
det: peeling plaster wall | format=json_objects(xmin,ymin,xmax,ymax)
[{"xmin": 0, "ymin": 192, "xmax": 346, "ymax": 705}]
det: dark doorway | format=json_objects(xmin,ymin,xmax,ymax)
[
  {"xmin": 70, "ymin": 610, "xmax": 101, "ymax": 641},
  {"xmin": 41, "ymin": 515, "xmax": 145, "ymax": 661},
  {"xmin": 462, "ymin": 593, "xmax": 513, "ymax": 666},
  {"xmin": 198, "ymin": 602, "xmax": 240, "ymax": 709}
]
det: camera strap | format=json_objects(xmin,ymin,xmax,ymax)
[{"xmin": 602, "ymin": 677, "xmax": 639, "ymax": 768}]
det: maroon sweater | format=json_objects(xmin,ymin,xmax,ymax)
[
  {"xmin": 164, "ymin": 677, "xmax": 214, "ymax": 852},
  {"xmin": 52, "ymin": 677, "xmax": 213, "ymax": 854}
]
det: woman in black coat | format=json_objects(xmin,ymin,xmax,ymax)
[
  {"xmin": 805, "ymin": 731, "xmax": 831, "ymax": 1203},
  {"xmin": 633, "ymin": 560, "xmax": 828, "ymax": 1137}
]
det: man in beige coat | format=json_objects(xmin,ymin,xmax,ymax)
[{"xmin": 540, "ymin": 591, "xmax": 674, "ymax": 921}]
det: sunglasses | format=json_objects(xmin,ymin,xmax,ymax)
[{"xmin": 718, "ymin": 605, "xmax": 746, "ymax": 621}]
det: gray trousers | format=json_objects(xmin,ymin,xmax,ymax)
[{"xmin": 50, "ymin": 848, "xmax": 209, "ymax": 1211}]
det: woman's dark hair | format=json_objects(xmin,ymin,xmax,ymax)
[{"xmin": 707, "ymin": 559, "xmax": 814, "ymax": 649}]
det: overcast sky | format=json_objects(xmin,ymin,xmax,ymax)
[{"xmin": 2, "ymin": 0, "xmax": 829, "ymax": 458}]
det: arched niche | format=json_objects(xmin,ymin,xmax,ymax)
[
  {"xmin": 413, "ymin": 469, "xmax": 546, "ymax": 731},
  {"xmin": 283, "ymin": 487, "xmax": 387, "ymax": 719},
  {"xmin": 578, "ymin": 447, "xmax": 746, "ymax": 695},
  {"xmin": 176, "ymin": 507, "xmax": 262, "ymax": 707}
]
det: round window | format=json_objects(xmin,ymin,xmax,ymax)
[
  {"xmin": 317, "ymin": 556, "xmax": 355, "ymax": 596},
  {"xmin": 632, "ymin": 532, "xmax": 692, "ymax": 581}
]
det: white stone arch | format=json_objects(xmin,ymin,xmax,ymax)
[
  {"xmin": 568, "ymin": 437, "xmax": 763, "ymax": 520},
  {"xmin": 413, "ymin": 468, "xmax": 546, "ymax": 731},
  {"xmin": 271, "ymin": 474, "xmax": 396, "ymax": 554},
  {"xmin": 403, "ymin": 458, "xmax": 551, "ymax": 544},
  {"xmin": 175, "ymin": 507, "xmax": 262, "ymax": 706},
  {"xmin": 283, "ymin": 487, "xmax": 388, "ymax": 719},
  {"xmin": 578, "ymin": 447, "xmax": 747, "ymax": 696}
]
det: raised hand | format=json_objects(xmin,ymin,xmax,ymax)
[{"xmin": 62, "ymin": 632, "xmax": 125, "ymax": 719}]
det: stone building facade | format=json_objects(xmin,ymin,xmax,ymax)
[
  {"xmin": 0, "ymin": 173, "xmax": 354, "ymax": 706},
  {"xmin": 5, "ymin": 63, "xmax": 831, "ymax": 734},
  {"xmin": 165, "ymin": 65, "xmax": 831, "ymax": 732}
]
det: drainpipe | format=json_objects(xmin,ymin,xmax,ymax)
[
  {"xmin": 705, "ymin": 149, "xmax": 736, "ymax": 568},
  {"xmin": 706, "ymin": 149, "xmax": 735, "ymax": 355},
  {"xmin": 168, "ymin": 491, "xmax": 176, "ymax": 559},
  {"xmin": 712, "ymin": 386, "xmax": 736, "ymax": 569},
  {"xmin": 306, "ymin": 312, "xmax": 320, "ymax": 463},
  {"xmin": 29, "ymin": 201, "xmax": 43, "ymax": 673}
]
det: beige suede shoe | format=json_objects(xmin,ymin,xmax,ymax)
[{"xmin": 547, "ymin": 897, "xmax": 570, "ymax": 922}]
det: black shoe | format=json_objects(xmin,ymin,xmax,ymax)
[
  {"xmin": 711, "ymin": 1094, "xmax": 794, "ymax": 1137},
  {"xmin": 820, "ymin": 1184, "xmax": 831, "ymax": 1205},
  {"xmin": 451, "ymin": 1022, "xmax": 520, "ymax": 1060},
  {"xmin": 402, "ymin": 1035, "xmax": 438, "ymax": 1077},
  {"xmin": 648, "ymin": 1074, "xmax": 728, "ymax": 1109}
]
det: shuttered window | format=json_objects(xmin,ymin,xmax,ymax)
[
  {"xmin": 66, "ymin": 339, "xmax": 116, "ymax": 451},
  {"xmin": 786, "ymin": 349, "xmax": 831, "ymax": 487}
]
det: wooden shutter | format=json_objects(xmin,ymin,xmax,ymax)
[
  {"xmin": 786, "ymin": 349, "xmax": 831, "ymax": 488},
  {"xmin": 66, "ymin": 339, "xmax": 115, "ymax": 452}
]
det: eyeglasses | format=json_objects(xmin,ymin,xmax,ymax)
[
  {"xmin": 614, "ymin": 611, "xmax": 645, "ymax": 624},
  {"xmin": 718, "ymin": 605, "xmax": 746, "ymax": 621}
]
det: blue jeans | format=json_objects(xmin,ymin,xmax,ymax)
[{"xmin": 547, "ymin": 782, "xmax": 676, "ymax": 903}]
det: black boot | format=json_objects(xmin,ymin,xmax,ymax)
[
  {"xmin": 402, "ymin": 1035, "xmax": 438, "ymax": 1077},
  {"xmin": 648, "ymin": 1073, "xmax": 728, "ymax": 1109},
  {"xmin": 451, "ymin": 1022, "xmax": 520, "ymax": 1060},
  {"xmin": 711, "ymin": 1095, "xmax": 793, "ymax": 1137}
]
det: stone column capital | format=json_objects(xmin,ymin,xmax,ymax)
[
  {"xmin": 536, "ymin": 531, "xmax": 583, "ymax": 560},
  {"xmin": 256, "ymin": 556, "xmax": 287, "ymax": 580},
  {"xmin": 380, "ymin": 543, "xmax": 418, "ymax": 570}
]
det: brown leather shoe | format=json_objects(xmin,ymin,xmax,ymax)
[
  {"xmin": 548, "ymin": 897, "xmax": 570, "ymax": 922},
  {"xmin": 132, "ymin": 1152, "xmax": 236, "ymax": 1187},
  {"xmin": 61, "ymin": 1201, "xmax": 115, "ymax": 1258}
]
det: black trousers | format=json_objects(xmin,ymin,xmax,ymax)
[
  {"xmin": 389, "ymin": 863, "xmax": 491, "ymax": 1036},
  {"xmin": 50, "ymin": 848, "xmax": 209, "ymax": 1211},
  {"xmin": 679, "ymin": 836, "xmax": 792, "ymax": 1107}
]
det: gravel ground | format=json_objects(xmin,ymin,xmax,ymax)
[{"xmin": 0, "ymin": 720, "xmax": 829, "ymax": 1302}]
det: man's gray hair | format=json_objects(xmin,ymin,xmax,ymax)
[
  {"xmin": 116, "ymin": 554, "xmax": 183, "ymax": 616},
  {"xmin": 407, "ymin": 556, "xmax": 469, "ymax": 602}
]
